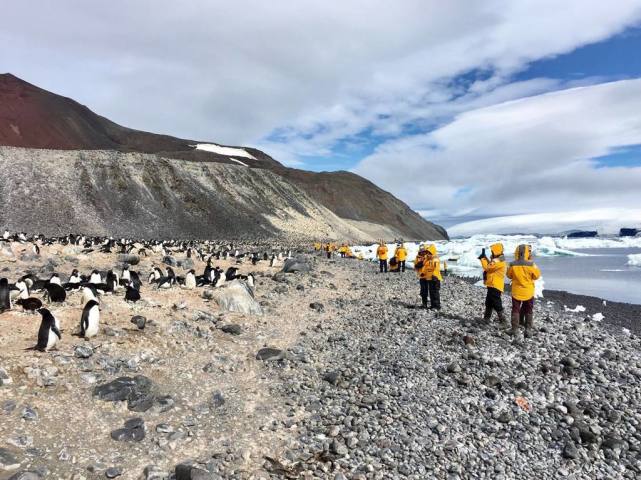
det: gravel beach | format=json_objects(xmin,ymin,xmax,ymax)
[{"xmin": 1, "ymin": 246, "xmax": 641, "ymax": 479}]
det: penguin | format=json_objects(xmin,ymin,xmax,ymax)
[
  {"xmin": 121, "ymin": 265, "xmax": 131, "ymax": 284},
  {"xmin": 89, "ymin": 270, "xmax": 103, "ymax": 284},
  {"xmin": 213, "ymin": 269, "xmax": 226, "ymax": 288},
  {"xmin": 129, "ymin": 271, "xmax": 142, "ymax": 291},
  {"xmin": 125, "ymin": 284, "xmax": 141, "ymax": 303},
  {"xmin": 30, "ymin": 308, "xmax": 62, "ymax": 352},
  {"xmin": 0, "ymin": 278, "xmax": 11, "ymax": 313},
  {"xmin": 64, "ymin": 269, "xmax": 82, "ymax": 290},
  {"xmin": 79, "ymin": 300, "xmax": 100, "ymax": 338},
  {"xmin": 106, "ymin": 270, "xmax": 119, "ymax": 293},
  {"xmin": 225, "ymin": 267, "xmax": 238, "ymax": 281},
  {"xmin": 49, "ymin": 273, "xmax": 61, "ymax": 286},
  {"xmin": 14, "ymin": 280, "xmax": 29, "ymax": 301},
  {"xmin": 82, "ymin": 286, "xmax": 99, "ymax": 305},
  {"xmin": 32, "ymin": 243, "xmax": 40, "ymax": 255},
  {"xmin": 184, "ymin": 269, "xmax": 196, "ymax": 289},
  {"xmin": 16, "ymin": 297, "xmax": 43, "ymax": 313},
  {"xmin": 44, "ymin": 283, "xmax": 66, "ymax": 303}
]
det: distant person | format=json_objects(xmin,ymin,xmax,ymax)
[
  {"xmin": 394, "ymin": 243, "xmax": 408, "ymax": 272},
  {"xmin": 376, "ymin": 241, "xmax": 389, "ymax": 273},
  {"xmin": 324, "ymin": 243, "xmax": 332, "ymax": 259},
  {"xmin": 507, "ymin": 244, "xmax": 541, "ymax": 338},
  {"xmin": 313, "ymin": 242, "xmax": 321, "ymax": 252},
  {"xmin": 416, "ymin": 244, "xmax": 442, "ymax": 310},
  {"xmin": 478, "ymin": 243, "xmax": 507, "ymax": 325}
]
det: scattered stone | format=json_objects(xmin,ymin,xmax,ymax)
[
  {"xmin": 256, "ymin": 348, "xmax": 285, "ymax": 361},
  {"xmin": 220, "ymin": 324, "xmax": 242, "ymax": 335},
  {"xmin": 110, "ymin": 418, "xmax": 145, "ymax": 442},
  {"xmin": 0, "ymin": 447, "xmax": 21, "ymax": 470},
  {"xmin": 21, "ymin": 407, "xmax": 38, "ymax": 421},
  {"xmin": 282, "ymin": 257, "xmax": 311, "ymax": 273},
  {"xmin": 309, "ymin": 302, "xmax": 324, "ymax": 313},
  {"xmin": 130, "ymin": 315, "xmax": 146, "ymax": 330},
  {"xmin": 93, "ymin": 376, "xmax": 156, "ymax": 412},
  {"xmin": 105, "ymin": 467, "xmax": 123, "ymax": 478},
  {"xmin": 74, "ymin": 345, "xmax": 94, "ymax": 359}
]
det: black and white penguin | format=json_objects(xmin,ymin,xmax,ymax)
[
  {"xmin": 121, "ymin": 265, "xmax": 131, "ymax": 284},
  {"xmin": 82, "ymin": 286, "xmax": 99, "ymax": 305},
  {"xmin": 213, "ymin": 268, "xmax": 226, "ymax": 288},
  {"xmin": 79, "ymin": 300, "xmax": 100, "ymax": 339},
  {"xmin": 32, "ymin": 243, "xmax": 40, "ymax": 255},
  {"xmin": 184, "ymin": 269, "xmax": 196, "ymax": 289},
  {"xmin": 225, "ymin": 267, "xmax": 238, "ymax": 281},
  {"xmin": 16, "ymin": 297, "xmax": 43, "ymax": 313},
  {"xmin": 31, "ymin": 308, "xmax": 61, "ymax": 352},
  {"xmin": 89, "ymin": 270, "xmax": 103, "ymax": 284},
  {"xmin": 125, "ymin": 284, "xmax": 141, "ymax": 303},
  {"xmin": 106, "ymin": 270, "xmax": 119, "ymax": 293},
  {"xmin": 48, "ymin": 273, "xmax": 61, "ymax": 286},
  {"xmin": 0, "ymin": 278, "xmax": 10, "ymax": 313},
  {"xmin": 129, "ymin": 271, "xmax": 142, "ymax": 291},
  {"xmin": 44, "ymin": 283, "xmax": 66, "ymax": 303}
]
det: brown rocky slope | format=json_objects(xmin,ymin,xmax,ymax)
[{"xmin": 0, "ymin": 73, "xmax": 446, "ymax": 240}]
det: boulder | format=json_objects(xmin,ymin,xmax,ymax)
[
  {"xmin": 117, "ymin": 254, "xmax": 140, "ymax": 266},
  {"xmin": 212, "ymin": 280, "xmax": 262, "ymax": 315},
  {"xmin": 282, "ymin": 257, "xmax": 311, "ymax": 273},
  {"xmin": 256, "ymin": 347, "xmax": 285, "ymax": 361},
  {"xmin": 162, "ymin": 256, "xmax": 177, "ymax": 266},
  {"xmin": 93, "ymin": 376, "xmax": 156, "ymax": 412}
]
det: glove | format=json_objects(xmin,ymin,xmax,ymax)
[{"xmin": 477, "ymin": 248, "xmax": 487, "ymax": 260}]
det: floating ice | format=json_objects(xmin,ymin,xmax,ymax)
[
  {"xmin": 628, "ymin": 253, "xmax": 641, "ymax": 267},
  {"xmin": 592, "ymin": 312, "xmax": 604, "ymax": 321}
]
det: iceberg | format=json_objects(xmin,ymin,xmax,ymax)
[{"xmin": 628, "ymin": 254, "xmax": 641, "ymax": 267}]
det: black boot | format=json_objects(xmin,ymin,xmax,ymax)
[
  {"xmin": 524, "ymin": 313, "xmax": 534, "ymax": 338},
  {"xmin": 509, "ymin": 312, "xmax": 520, "ymax": 336},
  {"xmin": 482, "ymin": 307, "xmax": 492, "ymax": 324}
]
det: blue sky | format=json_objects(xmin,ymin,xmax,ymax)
[{"xmin": 4, "ymin": 0, "xmax": 641, "ymax": 233}]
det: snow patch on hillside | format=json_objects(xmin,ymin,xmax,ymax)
[{"xmin": 195, "ymin": 143, "xmax": 257, "ymax": 160}]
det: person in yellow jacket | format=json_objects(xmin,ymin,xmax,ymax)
[
  {"xmin": 478, "ymin": 243, "xmax": 507, "ymax": 325},
  {"xmin": 376, "ymin": 241, "xmax": 389, "ymax": 273},
  {"xmin": 415, "ymin": 244, "xmax": 442, "ymax": 309},
  {"xmin": 324, "ymin": 242, "xmax": 332, "ymax": 259},
  {"xmin": 394, "ymin": 243, "xmax": 408, "ymax": 272},
  {"xmin": 507, "ymin": 244, "xmax": 541, "ymax": 337},
  {"xmin": 313, "ymin": 242, "xmax": 321, "ymax": 252}
]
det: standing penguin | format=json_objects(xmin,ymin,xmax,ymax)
[
  {"xmin": 125, "ymin": 284, "xmax": 141, "ymax": 303},
  {"xmin": 0, "ymin": 278, "xmax": 10, "ymax": 313},
  {"xmin": 30, "ymin": 308, "xmax": 62, "ymax": 352},
  {"xmin": 79, "ymin": 300, "xmax": 100, "ymax": 338},
  {"xmin": 184, "ymin": 269, "xmax": 196, "ymax": 289},
  {"xmin": 89, "ymin": 270, "xmax": 102, "ymax": 284},
  {"xmin": 44, "ymin": 283, "xmax": 66, "ymax": 303},
  {"xmin": 82, "ymin": 286, "xmax": 99, "ymax": 305}
]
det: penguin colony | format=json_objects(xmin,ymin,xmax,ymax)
[{"xmin": 0, "ymin": 231, "xmax": 291, "ymax": 352}]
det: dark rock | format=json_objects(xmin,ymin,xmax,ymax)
[
  {"xmin": 154, "ymin": 395, "xmax": 175, "ymax": 413},
  {"xmin": 210, "ymin": 391, "xmax": 225, "ymax": 408},
  {"xmin": 130, "ymin": 315, "xmax": 146, "ymax": 330},
  {"xmin": 0, "ymin": 447, "xmax": 21, "ymax": 470},
  {"xmin": 111, "ymin": 418, "xmax": 145, "ymax": 442},
  {"xmin": 175, "ymin": 464, "xmax": 217, "ymax": 480},
  {"xmin": 93, "ymin": 376, "xmax": 155, "ymax": 411},
  {"xmin": 309, "ymin": 302, "xmax": 325, "ymax": 313},
  {"xmin": 74, "ymin": 345, "xmax": 94, "ymax": 359},
  {"xmin": 220, "ymin": 324, "xmax": 242, "ymax": 336},
  {"xmin": 163, "ymin": 256, "xmax": 177, "ymax": 266},
  {"xmin": 256, "ymin": 348, "xmax": 285, "ymax": 361},
  {"xmin": 323, "ymin": 371, "xmax": 341, "ymax": 385},
  {"xmin": 7, "ymin": 472, "xmax": 42, "ymax": 480},
  {"xmin": 282, "ymin": 258, "xmax": 311, "ymax": 273},
  {"xmin": 21, "ymin": 407, "xmax": 38, "ymax": 421},
  {"xmin": 117, "ymin": 254, "xmax": 140, "ymax": 266},
  {"xmin": 105, "ymin": 467, "xmax": 123, "ymax": 478},
  {"xmin": 178, "ymin": 258, "xmax": 195, "ymax": 269},
  {"xmin": 562, "ymin": 443, "xmax": 579, "ymax": 459}
]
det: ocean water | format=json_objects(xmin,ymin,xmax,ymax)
[
  {"xmin": 536, "ymin": 247, "xmax": 641, "ymax": 304},
  {"xmin": 351, "ymin": 235, "xmax": 641, "ymax": 305}
]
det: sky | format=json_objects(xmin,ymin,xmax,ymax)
[{"xmin": 3, "ymin": 1, "xmax": 641, "ymax": 234}]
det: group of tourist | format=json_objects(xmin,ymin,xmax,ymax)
[{"xmin": 319, "ymin": 239, "xmax": 541, "ymax": 338}]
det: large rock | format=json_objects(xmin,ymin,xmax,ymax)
[
  {"xmin": 93, "ymin": 376, "xmax": 156, "ymax": 412},
  {"xmin": 117, "ymin": 254, "xmax": 140, "ymax": 266},
  {"xmin": 282, "ymin": 257, "xmax": 311, "ymax": 273},
  {"xmin": 212, "ymin": 280, "xmax": 262, "ymax": 315},
  {"xmin": 0, "ymin": 447, "xmax": 20, "ymax": 470}
]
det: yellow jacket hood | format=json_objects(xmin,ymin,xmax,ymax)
[
  {"xmin": 514, "ymin": 244, "xmax": 533, "ymax": 263},
  {"xmin": 490, "ymin": 243, "xmax": 504, "ymax": 258},
  {"xmin": 426, "ymin": 244, "xmax": 437, "ymax": 256}
]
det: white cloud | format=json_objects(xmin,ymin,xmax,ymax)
[
  {"xmin": 354, "ymin": 79, "xmax": 641, "ymax": 227},
  {"xmin": 3, "ymin": 0, "xmax": 641, "ymax": 151}
]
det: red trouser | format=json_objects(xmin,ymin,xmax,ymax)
[{"xmin": 511, "ymin": 297, "xmax": 533, "ymax": 315}]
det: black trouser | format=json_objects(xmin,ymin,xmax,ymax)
[
  {"xmin": 399, "ymin": 260, "xmax": 406, "ymax": 272},
  {"xmin": 326, "ymin": 251, "xmax": 331, "ymax": 259},
  {"xmin": 428, "ymin": 279, "xmax": 441, "ymax": 309},
  {"xmin": 485, "ymin": 287, "xmax": 503, "ymax": 313},
  {"xmin": 340, "ymin": 252, "xmax": 345, "ymax": 258},
  {"xmin": 420, "ymin": 279, "xmax": 429, "ymax": 306},
  {"xmin": 379, "ymin": 259, "xmax": 388, "ymax": 273}
]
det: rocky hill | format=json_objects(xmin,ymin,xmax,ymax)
[{"xmin": 0, "ymin": 73, "xmax": 446, "ymax": 241}]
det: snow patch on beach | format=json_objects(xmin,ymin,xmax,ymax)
[{"xmin": 564, "ymin": 305, "xmax": 586, "ymax": 313}]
